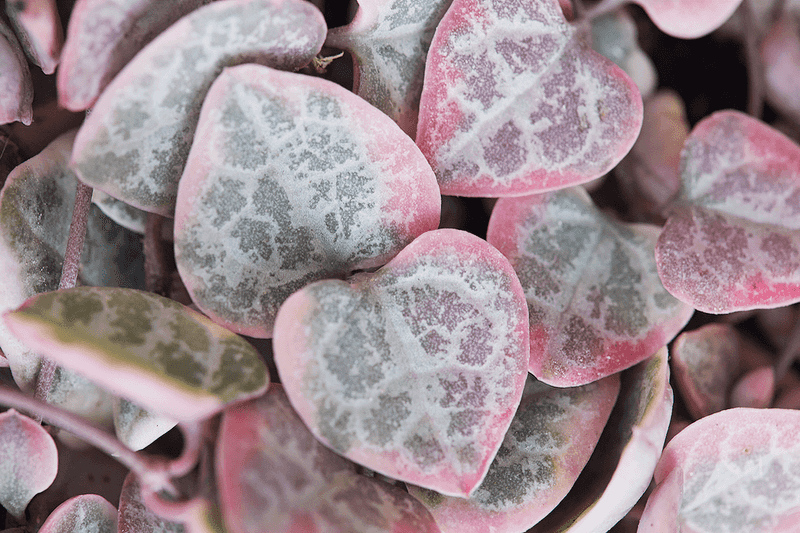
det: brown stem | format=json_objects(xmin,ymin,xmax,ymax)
[
  {"xmin": 144, "ymin": 212, "xmax": 172, "ymax": 297},
  {"xmin": 741, "ymin": 0, "xmax": 765, "ymax": 118}
]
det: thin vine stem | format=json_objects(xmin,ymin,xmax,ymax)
[{"xmin": 741, "ymin": 0, "xmax": 765, "ymax": 118}]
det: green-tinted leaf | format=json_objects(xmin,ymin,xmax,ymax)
[
  {"xmin": 39, "ymin": 494, "xmax": 117, "ymax": 533},
  {"xmin": 113, "ymin": 397, "xmax": 177, "ymax": 451},
  {"xmin": 3, "ymin": 287, "xmax": 269, "ymax": 421}
]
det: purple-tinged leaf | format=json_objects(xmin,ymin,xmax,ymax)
[
  {"xmin": 487, "ymin": 187, "xmax": 693, "ymax": 387},
  {"xmin": 655, "ymin": 110, "xmax": 800, "ymax": 314},
  {"xmin": 632, "ymin": 0, "xmax": 743, "ymax": 39},
  {"xmin": 531, "ymin": 347, "xmax": 672, "ymax": 533},
  {"xmin": 639, "ymin": 408, "xmax": 800, "ymax": 532},
  {"xmin": 57, "ymin": 0, "xmax": 215, "ymax": 112},
  {"xmin": 0, "ymin": 19, "xmax": 33, "ymax": 125},
  {"xmin": 326, "ymin": 0, "xmax": 454, "ymax": 137},
  {"xmin": 217, "ymin": 384, "xmax": 441, "ymax": 533},
  {"xmin": 729, "ymin": 365, "xmax": 775, "ymax": 408},
  {"xmin": 0, "ymin": 409, "xmax": 58, "ymax": 520},
  {"xmin": 3, "ymin": 286, "xmax": 270, "ymax": 422},
  {"xmin": 763, "ymin": 14, "xmax": 800, "ymax": 125},
  {"xmin": 113, "ymin": 398, "xmax": 177, "ymax": 451},
  {"xmin": 671, "ymin": 323, "xmax": 740, "ymax": 420},
  {"xmin": 39, "ymin": 494, "xmax": 117, "ymax": 533},
  {"xmin": 5, "ymin": 0, "xmax": 63, "ymax": 75},
  {"xmin": 0, "ymin": 130, "xmax": 145, "ymax": 390},
  {"xmin": 590, "ymin": 9, "xmax": 657, "ymax": 99},
  {"xmin": 174, "ymin": 64, "xmax": 440, "ymax": 338},
  {"xmin": 118, "ymin": 473, "xmax": 185, "ymax": 533},
  {"xmin": 273, "ymin": 229, "xmax": 529, "ymax": 497},
  {"xmin": 408, "ymin": 373, "xmax": 619, "ymax": 533},
  {"xmin": 71, "ymin": 0, "xmax": 327, "ymax": 216},
  {"xmin": 416, "ymin": 0, "xmax": 642, "ymax": 197}
]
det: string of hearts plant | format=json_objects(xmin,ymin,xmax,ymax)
[{"xmin": 1, "ymin": 0, "xmax": 800, "ymax": 532}]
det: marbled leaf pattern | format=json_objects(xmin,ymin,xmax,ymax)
[{"xmin": 39, "ymin": 494, "xmax": 117, "ymax": 533}]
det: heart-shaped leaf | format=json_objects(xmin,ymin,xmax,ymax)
[
  {"xmin": 118, "ymin": 473, "xmax": 185, "ymax": 533},
  {"xmin": 408, "ymin": 372, "xmax": 619, "ymax": 533},
  {"xmin": 671, "ymin": 323, "xmax": 740, "ymax": 419},
  {"xmin": 217, "ymin": 384, "xmax": 441, "ymax": 533},
  {"xmin": 0, "ymin": 409, "xmax": 58, "ymax": 520},
  {"xmin": 113, "ymin": 398, "xmax": 177, "ymax": 451},
  {"xmin": 631, "ymin": 0, "xmax": 743, "ymax": 39},
  {"xmin": 58, "ymin": 0, "xmax": 215, "ymax": 111},
  {"xmin": 273, "ymin": 229, "xmax": 530, "ymax": 497},
  {"xmin": 487, "ymin": 187, "xmax": 693, "ymax": 386},
  {"xmin": 39, "ymin": 494, "xmax": 117, "ymax": 533},
  {"xmin": 5, "ymin": 0, "xmax": 63, "ymax": 75},
  {"xmin": 325, "ymin": 0, "xmax": 455, "ymax": 137},
  {"xmin": 655, "ymin": 110, "xmax": 800, "ymax": 314},
  {"xmin": 174, "ymin": 64, "xmax": 441, "ymax": 337},
  {"xmin": 3, "ymin": 286, "xmax": 270, "ymax": 422},
  {"xmin": 416, "ymin": 0, "xmax": 642, "ymax": 197},
  {"xmin": 0, "ymin": 19, "xmax": 33, "ymax": 125},
  {"xmin": 71, "ymin": 0, "xmax": 327, "ymax": 216},
  {"xmin": 530, "ymin": 346, "xmax": 672, "ymax": 533},
  {"xmin": 639, "ymin": 408, "xmax": 800, "ymax": 532}
]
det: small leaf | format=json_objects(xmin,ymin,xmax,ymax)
[
  {"xmin": 92, "ymin": 189, "xmax": 149, "ymax": 235},
  {"xmin": 113, "ymin": 397, "xmax": 177, "ymax": 451},
  {"xmin": 407, "ymin": 373, "xmax": 619, "ymax": 533},
  {"xmin": 632, "ymin": 0, "xmax": 743, "ymax": 39},
  {"xmin": 325, "ymin": 0, "xmax": 455, "ymax": 136},
  {"xmin": 729, "ymin": 365, "xmax": 775, "ymax": 409},
  {"xmin": 3, "ymin": 286, "xmax": 270, "ymax": 422},
  {"xmin": 655, "ymin": 110, "xmax": 800, "ymax": 314},
  {"xmin": 487, "ymin": 187, "xmax": 693, "ymax": 386},
  {"xmin": 39, "ymin": 494, "xmax": 117, "ymax": 533},
  {"xmin": 5, "ymin": 0, "xmax": 63, "ymax": 75},
  {"xmin": 217, "ymin": 384, "xmax": 441, "ymax": 533},
  {"xmin": 0, "ymin": 19, "xmax": 33, "ymax": 125},
  {"xmin": 0, "ymin": 409, "xmax": 58, "ymax": 520},
  {"xmin": 639, "ymin": 408, "xmax": 800, "ymax": 532},
  {"xmin": 174, "ymin": 64, "xmax": 441, "ymax": 337},
  {"xmin": 118, "ymin": 473, "xmax": 184, "ymax": 533},
  {"xmin": 416, "ymin": 0, "xmax": 642, "ymax": 196},
  {"xmin": 671, "ymin": 323, "xmax": 740, "ymax": 419},
  {"xmin": 57, "ymin": 0, "xmax": 215, "ymax": 111},
  {"xmin": 71, "ymin": 0, "xmax": 327, "ymax": 216},
  {"xmin": 273, "ymin": 229, "xmax": 530, "ymax": 497}
]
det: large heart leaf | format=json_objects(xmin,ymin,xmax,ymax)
[
  {"xmin": 326, "ymin": 0, "xmax": 454, "ymax": 137},
  {"xmin": 5, "ymin": 0, "xmax": 63, "ymax": 75},
  {"xmin": 217, "ymin": 384, "xmax": 441, "ymax": 533},
  {"xmin": 655, "ymin": 110, "xmax": 800, "ymax": 314},
  {"xmin": 408, "ymin": 373, "xmax": 619, "ymax": 533},
  {"xmin": 487, "ymin": 187, "xmax": 693, "ymax": 387},
  {"xmin": 0, "ymin": 409, "xmax": 58, "ymax": 520},
  {"xmin": 632, "ymin": 0, "xmax": 743, "ymax": 39},
  {"xmin": 70, "ymin": 0, "xmax": 327, "ymax": 216},
  {"xmin": 415, "ymin": 0, "xmax": 642, "ymax": 197},
  {"xmin": 39, "ymin": 494, "xmax": 117, "ymax": 533},
  {"xmin": 0, "ymin": 19, "xmax": 32, "ymax": 125},
  {"xmin": 174, "ymin": 64, "xmax": 441, "ymax": 338},
  {"xmin": 530, "ymin": 346, "xmax": 672, "ymax": 533},
  {"xmin": 273, "ymin": 229, "xmax": 530, "ymax": 497},
  {"xmin": 3, "ymin": 286, "xmax": 270, "ymax": 422},
  {"xmin": 639, "ymin": 408, "xmax": 800, "ymax": 532},
  {"xmin": 58, "ymin": 0, "xmax": 215, "ymax": 111}
]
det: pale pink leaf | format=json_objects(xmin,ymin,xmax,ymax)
[
  {"xmin": 729, "ymin": 365, "xmax": 775, "ymax": 408},
  {"xmin": 531, "ymin": 347, "xmax": 672, "ymax": 533},
  {"xmin": 118, "ymin": 473, "xmax": 185, "ymax": 533},
  {"xmin": 39, "ymin": 494, "xmax": 117, "ymax": 533},
  {"xmin": 3, "ymin": 286, "xmax": 269, "ymax": 422},
  {"xmin": 416, "ymin": 0, "xmax": 642, "ymax": 197},
  {"xmin": 326, "ymin": 0, "xmax": 454, "ymax": 137},
  {"xmin": 113, "ymin": 398, "xmax": 177, "ymax": 451},
  {"xmin": 5, "ymin": 0, "xmax": 63, "ymax": 74},
  {"xmin": 58, "ymin": 0, "xmax": 215, "ymax": 111},
  {"xmin": 763, "ymin": 14, "xmax": 800, "ymax": 125},
  {"xmin": 0, "ymin": 19, "xmax": 33, "ymax": 125},
  {"xmin": 632, "ymin": 0, "xmax": 743, "ymax": 39},
  {"xmin": 217, "ymin": 384, "xmax": 441, "ymax": 533},
  {"xmin": 671, "ymin": 323, "xmax": 740, "ymax": 419},
  {"xmin": 655, "ymin": 110, "xmax": 800, "ymax": 314},
  {"xmin": 407, "ymin": 373, "xmax": 619, "ymax": 533},
  {"xmin": 174, "ymin": 64, "xmax": 440, "ymax": 337},
  {"xmin": 640, "ymin": 408, "xmax": 800, "ymax": 532},
  {"xmin": 273, "ymin": 229, "xmax": 530, "ymax": 497},
  {"xmin": 0, "ymin": 409, "xmax": 58, "ymax": 520},
  {"xmin": 70, "ymin": 0, "xmax": 327, "ymax": 216},
  {"xmin": 487, "ymin": 187, "xmax": 693, "ymax": 386}
]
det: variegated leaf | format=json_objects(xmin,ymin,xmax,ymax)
[
  {"xmin": 3, "ymin": 286, "xmax": 269, "ymax": 422},
  {"xmin": 118, "ymin": 473, "xmax": 185, "ymax": 533},
  {"xmin": 113, "ymin": 398, "xmax": 177, "ymax": 451},
  {"xmin": 487, "ymin": 187, "xmax": 693, "ymax": 386},
  {"xmin": 0, "ymin": 19, "xmax": 33, "ymax": 125},
  {"xmin": 5, "ymin": 0, "xmax": 63, "ymax": 74},
  {"xmin": 273, "ymin": 229, "xmax": 530, "ymax": 497},
  {"xmin": 416, "ymin": 0, "xmax": 642, "ymax": 196},
  {"xmin": 71, "ymin": 0, "xmax": 327, "ymax": 216},
  {"xmin": 39, "ymin": 494, "xmax": 117, "ymax": 533},
  {"xmin": 174, "ymin": 64, "xmax": 440, "ymax": 337}
]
